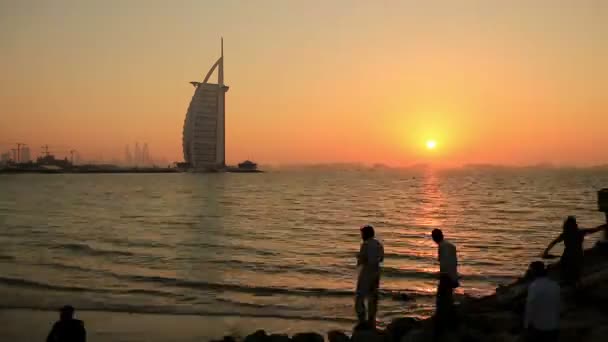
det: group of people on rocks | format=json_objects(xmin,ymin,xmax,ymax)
[{"xmin": 354, "ymin": 216, "xmax": 608, "ymax": 341}]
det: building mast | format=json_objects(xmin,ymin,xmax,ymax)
[{"xmin": 219, "ymin": 37, "xmax": 224, "ymax": 86}]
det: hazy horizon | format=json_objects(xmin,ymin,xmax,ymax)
[{"xmin": 1, "ymin": 0, "xmax": 606, "ymax": 167}]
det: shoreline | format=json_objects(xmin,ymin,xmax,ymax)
[{"xmin": 2, "ymin": 246, "xmax": 607, "ymax": 341}]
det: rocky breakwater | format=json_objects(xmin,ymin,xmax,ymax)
[{"xmin": 212, "ymin": 245, "xmax": 608, "ymax": 342}]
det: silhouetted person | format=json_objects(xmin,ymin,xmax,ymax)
[
  {"xmin": 46, "ymin": 305, "xmax": 86, "ymax": 342},
  {"xmin": 542, "ymin": 216, "xmax": 607, "ymax": 286},
  {"xmin": 525, "ymin": 261, "xmax": 560, "ymax": 342},
  {"xmin": 431, "ymin": 228, "xmax": 459, "ymax": 337},
  {"xmin": 355, "ymin": 224, "xmax": 384, "ymax": 328}
]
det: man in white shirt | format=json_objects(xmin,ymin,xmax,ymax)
[
  {"xmin": 355, "ymin": 224, "xmax": 384, "ymax": 328},
  {"xmin": 525, "ymin": 261, "xmax": 560, "ymax": 342},
  {"xmin": 431, "ymin": 229, "xmax": 459, "ymax": 335}
]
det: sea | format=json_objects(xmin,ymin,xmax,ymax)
[{"xmin": 1, "ymin": 168, "xmax": 607, "ymax": 332}]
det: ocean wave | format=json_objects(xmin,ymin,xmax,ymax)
[
  {"xmin": 208, "ymin": 259, "xmax": 337, "ymax": 276},
  {"xmin": 25, "ymin": 260, "xmax": 507, "ymax": 300},
  {"xmin": 381, "ymin": 266, "xmax": 515, "ymax": 283},
  {"xmin": 0, "ymin": 276, "xmax": 104, "ymax": 293},
  {"xmin": 0, "ymin": 303, "xmax": 358, "ymax": 323},
  {"xmin": 51, "ymin": 243, "xmax": 135, "ymax": 257},
  {"xmin": 0, "ymin": 276, "xmax": 183, "ymax": 298},
  {"xmin": 123, "ymin": 273, "xmax": 438, "ymax": 300},
  {"xmin": 99, "ymin": 238, "xmax": 173, "ymax": 250}
]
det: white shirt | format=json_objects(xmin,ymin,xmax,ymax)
[
  {"xmin": 525, "ymin": 277, "xmax": 561, "ymax": 331},
  {"xmin": 438, "ymin": 240, "xmax": 458, "ymax": 282},
  {"xmin": 358, "ymin": 238, "xmax": 384, "ymax": 269}
]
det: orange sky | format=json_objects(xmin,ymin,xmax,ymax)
[{"xmin": 1, "ymin": 0, "xmax": 606, "ymax": 166}]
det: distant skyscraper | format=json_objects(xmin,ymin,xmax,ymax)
[
  {"xmin": 134, "ymin": 142, "xmax": 141, "ymax": 166},
  {"xmin": 182, "ymin": 39, "xmax": 229, "ymax": 170},
  {"xmin": 125, "ymin": 145, "xmax": 133, "ymax": 165},
  {"xmin": 142, "ymin": 143, "xmax": 149, "ymax": 165}
]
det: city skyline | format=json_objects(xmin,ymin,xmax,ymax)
[{"xmin": 1, "ymin": 1, "xmax": 606, "ymax": 167}]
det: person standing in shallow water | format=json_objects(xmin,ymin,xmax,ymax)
[
  {"xmin": 46, "ymin": 305, "xmax": 86, "ymax": 342},
  {"xmin": 431, "ymin": 228, "xmax": 459, "ymax": 335},
  {"xmin": 542, "ymin": 216, "xmax": 607, "ymax": 286},
  {"xmin": 355, "ymin": 224, "xmax": 384, "ymax": 328}
]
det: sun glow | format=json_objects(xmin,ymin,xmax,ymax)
[{"xmin": 426, "ymin": 140, "xmax": 437, "ymax": 150}]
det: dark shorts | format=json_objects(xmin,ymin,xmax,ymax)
[{"xmin": 561, "ymin": 252, "xmax": 583, "ymax": 285}]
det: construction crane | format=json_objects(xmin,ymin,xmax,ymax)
[{"xmin": 41, "ymin": 145, "xmax": 51, "ymax": 157}]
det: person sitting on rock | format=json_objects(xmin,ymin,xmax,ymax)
[
  {"xmin": 355, "ymin": 224, "xmax": 384, "ymax": 328},
  {"xmin": 542, "ymin": 216, "xmax": 607, "ymax": 286},
  {"xmin": 46, "ymin": 305, "xmax": 86, "ymax": 342},
  {"xmin": 524, "ymin": 261, "xmax": 560, "ymax": 342}
]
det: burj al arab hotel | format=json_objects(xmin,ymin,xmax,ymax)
[{"xmin": 182, "ymin": 39, "xmax": 229, "ymax": 171}]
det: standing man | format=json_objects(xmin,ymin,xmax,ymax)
[
  {"xmin": 46, "ymin": 305, "xmax": 86, "ymax": 342},
  {"xmin": 524, "ymin": 261, "xmax": 560, "ymax": 342},
  {"xmin": 431, "ymin": 228, "xmax": 459, "ymax": 335},
  {"xmin": 355, "ymin": 224, "xmax": 384, "ymax": 328}
]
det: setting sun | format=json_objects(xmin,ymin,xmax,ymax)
[{"xmin": 426, "ymin": 140, "xmax": 437, "ymax": 150}]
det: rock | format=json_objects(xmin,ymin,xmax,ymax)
[
  {"xmin": 244, "ymin": 330, "xmax": 269, "ymax": 342},
  {"xmin": 461, "ymin": 312, "xmax": 518, "ymax": 335},
  {"xmin": 211, "ymin": 336, "xmax": 238, "ymax": 342},
  {"xmin": 385, "ymin": 317, "xmax": 420, "ymax": 342},
  {"xmin": 269, "ymin": 334, "xmax": 291, "ymax": 342},
  {"xmin": 458, "ymin": 330, "xmax": 482, "ymax": 342},
  {"xmin": 399, "ymin": 329, "xmax": 431, "ymax": 342},
  {"xmin": 487, "ymin": 333, "xmax": 519, "ymax": 342},
  {"xmin": 327, "ymin": 330, "xmax": 349, "ymax": 342},
  {"xmin": 352, "ymin": 329, "xmax": 383, "ymax": 342},
  {"xmin": 292, "ymin": 332, "xmax": 324, "ymax": 342},
  {"xmin": 584, "ymin": 326, "xmax": 608, "ymax": 342}
]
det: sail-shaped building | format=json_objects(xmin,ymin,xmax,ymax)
[{"xmin": 182, "ymin": 39, "xmax": 229, "ymax": 171}]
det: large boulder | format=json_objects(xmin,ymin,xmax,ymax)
[
  {"xmin": 385, "ymin": 317, "xmax": 420, "ymax": 342},
  {"xmin": 292, "ymin": 332, "xmax": 324, "ymax": 342},
  {"xmin": 244, "ymin": 330, "xmax": 269, "ymax": 342},
  {"xmin": 327, "ymin": 330, "xmax": 349, "ymax": 342}
]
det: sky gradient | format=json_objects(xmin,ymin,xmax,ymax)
[{"xmin": 1, "ymin": 0, "xmax": 606, "ymax": 166}]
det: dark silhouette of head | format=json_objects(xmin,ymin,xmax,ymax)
[
  {"xmin": 59, "ymin": 305, "xmax": 75, "ymax": 321},
  {"xmin": 563, "ymin": 216, "xmax": 579, "ymax": 235},
  {"xmin": 529, "ymin": 261, "xmax": 547, "ymax": 279},
  {"xmin": 360, "ymin": 225, "xmax": 375, "ymax": 241},
  {"xmin": 431, "ymin": 228, "xmax": 444, "ymax": 244}
]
